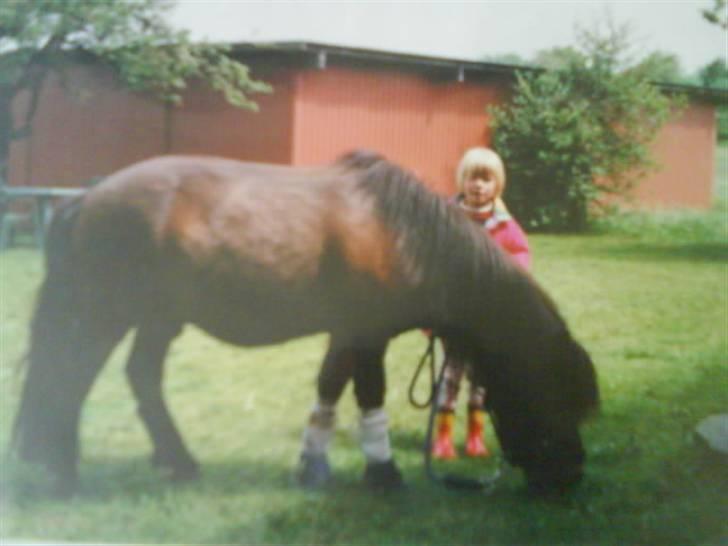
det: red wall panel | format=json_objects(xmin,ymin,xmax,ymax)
[
  {"xmin": 169, "ymin": 71, "xmax": 295, "ymax": 164},
  {"xmin": 632, "ymin": 103, "xmax": 716, "ymax": 209},
  {"xmin": 9, "ymin": 64, "xmax": 166, "ymax": 187},
  {"xmin": 7, "ymin": 57, "xmax": 717, "ymax": 211},
  {"xmin": 292, "ymin": 67, "xmax": 502, "ymax": 195}
]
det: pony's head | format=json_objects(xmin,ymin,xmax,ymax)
[{"xmin": 469, "ymin": 328, "xmax": 598, "ymax": 493}]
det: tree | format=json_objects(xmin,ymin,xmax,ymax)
[
  {"xmin": 534, "ymin": 46, "xmax": 684, "ymax": 83},
  {"xmin": 480, "ymin": 53, "xmax": 529, "ymax": 66},
  {"xmin": 0, "ymin": 0, "xmax": 271, "ymax": 183},
  {"xmin": 629, "ymin": 51, "xmax": 684, "ymax": 83},
  {"xmin": 532, "ymin": 46, "xmax": 585, "ymax": 71},
  {"xmin": 489, "ymin": 22, "xmax": 680, "ymax": 231},
  {"xmin": 702, "ymin": 0, "xmax": 728, "ymax": 29},
  {"xmin": 699, "ymin": 58, "xmax": 728, "ymax": 140},
  {"xmin": 699, "ymin": 58, "xmax": 728, "ymax": 89}
]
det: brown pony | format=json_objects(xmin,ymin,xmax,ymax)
[{"xmin": 10, "ymin": 151, "xmax": 598, "ymax": 495}]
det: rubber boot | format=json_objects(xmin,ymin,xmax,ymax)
[
  {"xmin": 465, "ymin": 407, "xmax": 490, "ymax": 457},
  {"xmin": 432, "ymin": 410, "xmax": 457, "ymax": 459}
]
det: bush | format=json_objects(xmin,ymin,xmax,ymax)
[
  {"xmin": 699, "ymin": 59, "xmax": 728, "ymax": 140},
  {"xmin": 489, "ymin": 25, "xmax": 680, "ymax": 232},
  {"xmin": 718, "ymin": 108, "xmax": 728, "ymax": 141}
]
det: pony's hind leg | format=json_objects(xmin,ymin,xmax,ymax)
[
  {"xmin": 13, "ymin": 316, "xmax": 128, "ymax": 496},
  {"xmin": 125, "ymin": 322, "xmax": 199, "ymax": 481}
]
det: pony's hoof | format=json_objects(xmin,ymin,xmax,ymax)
[
  {"xmin": 295, "ymin": 453, "xmax": 331, "ymax": 489},
  {"xmin": 363, "ymin": 460, "xmax": 405, "ymax": 491},
  {"xmin": 151, "ymin": 453, "xmax": 200, "ymax": 482},
  {"xmin": 169, "ymin": 463, "xmax": 200, "ymax": 482},
  {"xmin": 50, "ymin": 475, "xmax": 78, "ymax": 499}
]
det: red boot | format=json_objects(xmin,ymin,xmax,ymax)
[
  {"xmin": 465, "ymin": 408, "xmax": 490, "ymax": 457},
  {"xmin": 432, "ymin": 410, "xmax": 457, "ymax": 459}
]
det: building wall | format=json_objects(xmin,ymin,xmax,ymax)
[
  {"xmin": 8, "ymin": 64, "xmax": 295, "ymax": 187},
  {"xmin": 292, "ymin": 66, "xmax": 503, "ymax": 195},
  {"xmin": 631, "ymin": 102, "xmax": 716, "ymax": 208},
  {"xmin": 7, "ymin": 58, "xmax": 718, "ymax": 210},
  {"xmin": 9, "ymin": 63, "xmax": 166, "ymax": 187},
  {"xmin": 168, "ymin": 71, "xmax": 295, "ymax": 164}
]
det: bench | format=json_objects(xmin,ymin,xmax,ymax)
[{"xmin": 0, "ymin": 186, "xmax": 87, "ymax": 250}]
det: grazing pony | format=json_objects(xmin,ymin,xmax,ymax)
[{"xmin": 10, "ymin": 151, "xmax": 598, "ymax": 495}]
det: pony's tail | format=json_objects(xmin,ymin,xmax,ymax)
[{"xmin": 9, "ymin": 197, "xmax": 85, "ymax": 470}]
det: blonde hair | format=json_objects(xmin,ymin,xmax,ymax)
[{"xmin": 455, "ymin": 147, "xmax": 506, "ymax": 198}]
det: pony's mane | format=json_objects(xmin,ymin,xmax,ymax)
[
  {"xmin": 338, "ymin": 150, "xmax": 511, "ymax": 284},
  {"xmin": 339, "ymin": 153, "xmax": 515, "ymax": 296},
  {"xmin": 337, "ymin": 150, "xmax": 566, "ymax": 337}
]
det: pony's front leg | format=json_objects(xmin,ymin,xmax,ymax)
[
  {"xmin": 352, "ymin": 345, "xmax": 404, "ymax": 490},
  {"xmin": 297, "ymin": 337, "xmax": 403, "ymax": 491}
]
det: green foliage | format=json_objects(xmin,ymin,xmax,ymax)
[
  {"xmin": 629, "ymin": 51, "xmax": 684, "ymax": 84},
  {"xmin": 698, "ymin": 58, "xmax": 728, "ymax": 140},
  {"xmin": 700, "ymin": 58, "xmax": 728, "ymax": 90},
  {"xmin": 490, "ymin": 24, "xmax": 679, "ymax": 231},
  {"xmin": 532, "ymin": 46, "xmax": 586, "ymax": 71},
  {"xmin": 0, "ymin": 0, "xmax": 271, "ymax": 179},
  {"xmin": 104, "ymin": 40, "xmax": 269, "ymax": 110},
  {"xmin": 702, "ymin": 0, "xmax": 728, "ymax": 29},
  {"xmin": 480, "ymin": 53, "xmax": 530, "ymax": 66},
  {"xmin": 534, "ymin": 47, "xmax": 685, "ymax": 84},
  {"xmin": 0, "ymin": 0, "xmax": 271, "ymax": 104},
  {"xmin": 716, "ymin": 107, "xmax": 728, "ymax": 142}
]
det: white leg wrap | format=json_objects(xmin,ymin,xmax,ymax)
[
  {"xmin": 359, "ymin": 408, "xmax": 392, "ymax": 463},
  {"xmin": 301, "ymin": 401, "xmax": 336, "ymax": 456}
]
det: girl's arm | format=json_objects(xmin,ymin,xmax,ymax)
[{"xmin": 501, "ymin": 220, "xmax": 531, "ymax": 270}]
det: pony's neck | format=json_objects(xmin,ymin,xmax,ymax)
[{"xmin": 433, "ymin": 264, "xmax": 564, "ymax": 358}]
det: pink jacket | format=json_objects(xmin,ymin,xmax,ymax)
[{"xmin": 455, "ymin": 196, "xmax": 531, "ymax": 270}]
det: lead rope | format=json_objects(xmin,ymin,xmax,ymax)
[
  {"xmin": 408, "ymin": 334, "xmax": 437, "ymax": 409},
  {"xmin": 412, "ymin": 335, "xmax": 503, "ymax": 493}
]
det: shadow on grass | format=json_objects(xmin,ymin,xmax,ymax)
[
  {"xmin": 2, "ymin": 455, "xmax": 306, "ymax": 506},
  {"xmin": 589, "ymin": 241, "xmax": 728, "ymax": 263},
  {"xmin": 593, "ymin": 240, "xmax": 728, "ymax": 263},
  {"xmin": 4, "ymin": 423, "xmax": 723, "ymax": 545},
  {"xmin": 2, "ymin": 439, "xmax": 525, "ymax": 507}
]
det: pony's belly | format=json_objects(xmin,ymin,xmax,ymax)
[
  {"xmin": 189, "ymin": 296, "xmax": 333, "ymax": 347},
  {"xmin": 194, "ymin": 315, "xmax": 323, "ymax": 346},
  {"xmin": 176, "ymin": 267, "xmax": 412, "ymax": 347},
  {"xmin": 187, "ymin": 291, "xmax": 404, "ymax": 347}
]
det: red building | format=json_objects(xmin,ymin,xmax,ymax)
[{"xmin": 8, "ymin": 42, "xmax": 724, "ymax": 208}]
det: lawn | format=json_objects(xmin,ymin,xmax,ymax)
[{"xmin": 0, "ymin": 198, "xmax": 726, "ymax": 545}]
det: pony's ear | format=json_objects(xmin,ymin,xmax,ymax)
[
  {"xmin": 336, "ymin": 150, "xmax": 384, "ymax": 170},
  {"xmin": 541, "ymin": 332, "xmax": 600, "ymax": 424}
]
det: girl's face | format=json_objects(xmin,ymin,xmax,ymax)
[{"xmin": 463, "ymin": 167, "xmax": 498, "ymax": 208}]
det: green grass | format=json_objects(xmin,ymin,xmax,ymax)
[
  {"xmin": 716, "ymin": 141, "xmax": 728, "ymax": 205},
  {"xmin": 1, "ymin": 210, "xmax": 726, "ymax": 545}
]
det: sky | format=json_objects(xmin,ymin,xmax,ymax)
[{"xmin": 169, "ymin": 1, "xmax": 727, "ymax": 74}]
